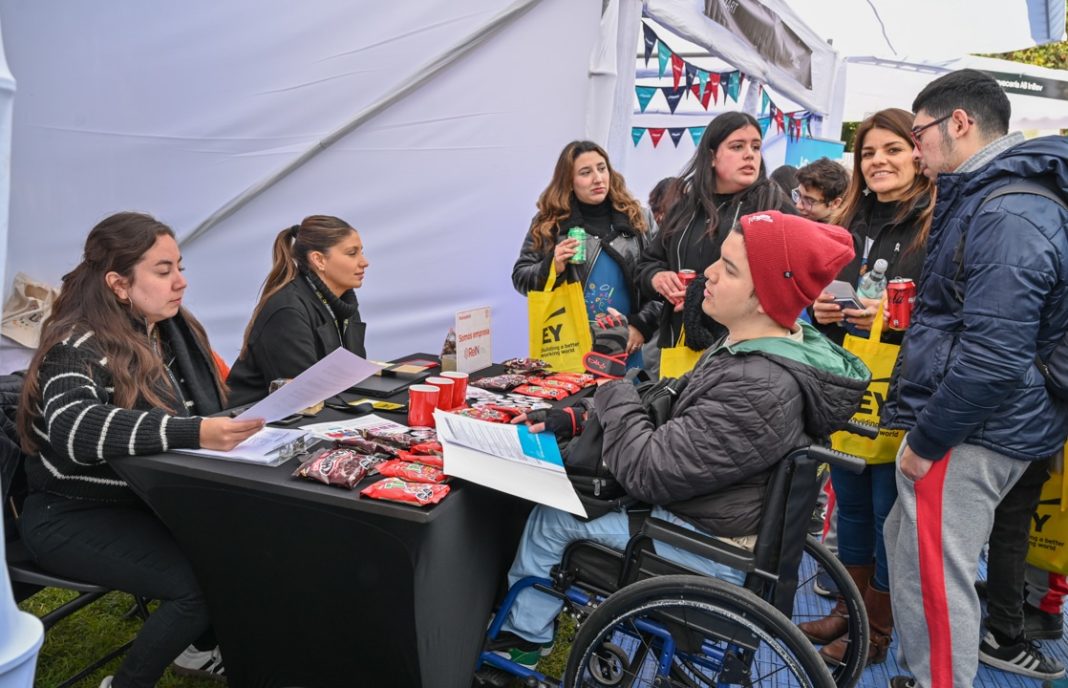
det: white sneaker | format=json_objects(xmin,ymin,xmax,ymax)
[
  {"xmin": 99, "ymin": 677, "xmax": 113, "ymax": 688},
  {"xmin": 173, "ymin": 645, "xmax": 226, "ymax": 681}
]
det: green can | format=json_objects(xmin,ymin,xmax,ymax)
[{"xmin": 567, "ymin": 226, "xmax": 586, "ymax": 264}]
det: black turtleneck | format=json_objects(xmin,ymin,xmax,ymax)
[
  {"xmin": 574, "ymin": 197, "xmax": 614, "ymax": 238},
  {"xmin": 302, "ymin": 269, "xmax": 360, "ymax": 324}
]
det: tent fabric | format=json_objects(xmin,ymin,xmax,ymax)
[
  {"xmin": 0, "ymin": 19, "xmax": 13, "ymax": 365},
  {"xmin": 0, "ymin": 0, "xmax": 602, "ymax": 365}
]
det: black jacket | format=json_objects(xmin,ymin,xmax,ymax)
[
  {"xmin": 511, "ymin": 203, "xmax": 662, "ymax": 342},
  {"xmin": 816, "ymin": 194, "xmax": 930, "ymax": 346},
  {"xmin": 595, "ymin": 322, "xmax": 868, "ymax": 537},
  {"xmin": 637, "ymin": 181, "xmax": 796, "ymax": 347},
  {"xmin": 227, "ymin": 278, "xmax": 367, "ymax": 406}
]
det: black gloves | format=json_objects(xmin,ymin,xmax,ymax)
[
  {"xmin": 525, "ymin": 405, "xmax": 586, "ymax": 440},
  {"xmin": 583, "ymin": 312, "xmax": 629, "ymax": 380}
]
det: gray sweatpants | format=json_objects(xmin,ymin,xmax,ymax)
[{"xmin": 884, "ymin": 437, "xmax": 1028, "ymax": 688}]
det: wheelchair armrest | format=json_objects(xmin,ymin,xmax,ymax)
[
  {"xmin": 807, "ymin": 445, "xmax": 866, "ymax": 474},
  {"xmin": 622, "ymin": 517, "xmax": 769, "ymax": 585}
]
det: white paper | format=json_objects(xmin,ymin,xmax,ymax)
[
  {"xmin": 455, "ymin": 306, "xmax": 493, "ymax": 373},
  {"xmin": 299, "ymin": 413, "xmax": 409, "ymax": 441},
  {"xmin": 436, "ymin": 410, "xmax": 585, "ymax": 517},
  {"xmin": 234, "ymin": 348, "xmax": 379, "ymax": 422},
  {"xmin": 177, "ymin": 427, "xmax": 308, "ymax": 466}
]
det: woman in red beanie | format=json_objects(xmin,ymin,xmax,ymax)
[{"xmin": 800, "ymin": 108, "xmax": 934, "ymax": 667}]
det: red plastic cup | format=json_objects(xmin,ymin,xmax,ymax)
[
  {"xmin": 441, "ymin": 371, "xmax": 469, "ymax": 409},
  {"xmin": 407, "ymin": 384, "xmax": 440, "ymax": 427},
  {"xmin": 425, "ymin": 377, "xmax": 455, "ymax": 410}
]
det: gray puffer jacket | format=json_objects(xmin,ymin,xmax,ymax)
[{"xmin": 596, "ymin": 322, "xmax": 869, "ymax": 537}]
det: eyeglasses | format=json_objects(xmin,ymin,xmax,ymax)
[
  {"xmin": 910, "ymin": 114, "xmax": 952, "ymax": 147},
  {"xmin": 790, "ymin": 187, "xmax": 825, "ymax": 209}
]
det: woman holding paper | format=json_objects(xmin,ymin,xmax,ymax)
[
  {"xmin": 512, "ymin": 140, "xmax": 661, "ymax": 369},
  {"xmin": 16, "ymin": 212, "xmax": 263, "ymax": 687},
  {"xmin": 227, "ymin": 215, "xmax": 369, "ymax": 405}
]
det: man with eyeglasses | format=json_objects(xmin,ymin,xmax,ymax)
[
  {"xmin": 793, "ymin": 157, "xmax": 849, "ymax": 222},
  {"xmin": 882, "ymin": 69, "xmax": 1068, "ymax": 688}
]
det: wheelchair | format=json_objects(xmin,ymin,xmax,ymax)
[{"xmin": 474, "ymin": 424, "xmax": 875, "ymax": 688}]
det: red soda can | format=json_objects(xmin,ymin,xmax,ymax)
[
  {"xmin": 887, "ymin": 278, "xmax": 916, "ymax": 330},
  {"xmin": 677, "ymin": 269, "xmax": 697, "ymax": 288}
]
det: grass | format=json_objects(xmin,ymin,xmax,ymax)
[{"xmin": 18, "ymin": 588, "xmax": 218, "ymax": 688}]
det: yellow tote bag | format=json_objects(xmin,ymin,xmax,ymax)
[
  {"xmin": 830, "ymin": 306, "xmax": 905, "ymax": 464},
  {"xmin": 527, "ymin": 264, "xmax": 593, "ymax": 373},
  {"xmin": 660, "ymin": 326, "xmax": 705, "ymax": 379},
  {"xmin": 1027, "ymin": 449, "xmax": 1068, "ymax": 574}
]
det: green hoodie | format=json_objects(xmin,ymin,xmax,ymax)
[{"xmin": 714, "ymin": 320, "xmax": 869, "ymax": 382}]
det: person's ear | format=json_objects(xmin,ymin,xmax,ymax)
[
  {"xmin": 308, "ymin": 250, "xmax": 327, "ymax": 273},
  {"xmin": 951, "ymin": 108, "xmax": 972, "ymax": 139},
  {"xmin": 105, "ymin": 271, "xmax": 129, "ymax": 302},
  {"xmin": 828, "ymin": 196, "xmax": 844, "ymax": 211}
]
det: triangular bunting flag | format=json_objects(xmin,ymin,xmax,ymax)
[
  {"xmin": 708, "ymin": 73, "xmax": 720, "ymax": 105},
  {"xmin": 657, "ymin": 42, "xmax": 670, "ymax": 78},
  {"xmin": 685, "ymin": 63, "xmax": 697, "ymax": 94},
  {"xmin": 803, "ymin": 117, "xmax": 812, "ymax": 138},
  {"xmin": 669, "ymin": 128, "xmax": 686, "ymax": 147},
  {"xmin": 727, "ymin": 71, "xmax": 741, "ymax": 102},
  {"xmin": 671, "ymin": 53, "xmax": 684, "ymax": 90},
  {"xmin": 697, "ymin": 81, "xmax": 713, "ymax": 109},
  {"xmin": 697, "ymin": 69, "xmax": 709, "ymax": 97},
  {"xmin": 648, "ymin": 128, "xmax": 666, "ymax": 148},
  {"xmin": 761, "ymin": 90, "xmax": 770, "ymax": 115},
  {"xmin": 689, "ymin": 126, "xmax": 705, "ymax": 146},
  {"xmin": 758, "ymin": 117, "xmax": 771, "ymax": 136},
  {"xmin": 642, "ymin": 24, "xmax": 656, "ymax": 66},
  {"xmin": 662, "ymin": 86, "xmax": 684, "ymax": 114},
  {"xmin": 774, "ymin": 109, "xmax": 785, "ymax": 133},
  {"xmin": 635, "ymin": 86, "xmax": 657, "ymax": 113},
  {"xmin": 632, "ymin": 127, "xmax": 645, "ymax": 147}
]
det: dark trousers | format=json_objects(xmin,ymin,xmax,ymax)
[
  {"xmin": 831, "ymin": 461, "xmax": 898, "ymax": 591},
  {"xmin": 986, "ymin": 457, "xmax": 1051, "ymax": 641},
  {"xmin": 19, "ymin": 492, "xmax": 210, "ymax": 688}
]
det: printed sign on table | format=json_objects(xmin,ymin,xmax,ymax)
[{"xmin": 455, "ymin": 306, "xmax": 492, "ymax": 373}]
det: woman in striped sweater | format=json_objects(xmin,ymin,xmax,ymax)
[{"xmin": 16, "ymin": 213, "xmax": 263, "ymax": 688}]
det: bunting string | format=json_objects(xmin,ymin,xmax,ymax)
[{"xmin": 635, "ymin": 22, "xmax": 820, "ymax": 148}]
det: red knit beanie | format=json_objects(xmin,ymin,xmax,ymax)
[{"xmin": 739, "ymin": 210, "xmax": 855, "ymax": 328}]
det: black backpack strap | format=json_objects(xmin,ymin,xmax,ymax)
[{"xmin": 951, "ymin": 180, "xmax": 1068, "ymax": 302}]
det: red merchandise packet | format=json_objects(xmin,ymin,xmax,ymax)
[
  {"xmin": 361, "ymin": 478, "xmax": 450, "ymax": 506},
  {"xmin": 292, "ymin": 448, "xmax": 368, "ymax": 489},
  {"xmin": 397, "ymin": 451, "xmax": 444, "ymax": 469},
  {"xmin": 512, "ymin": 384, "xmax": 569, "ymax": 401},
  {"xmin": 378, "ymin": 459, "xmax": 447, "ymax": 484}
]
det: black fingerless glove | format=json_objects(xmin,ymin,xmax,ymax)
[
  {"xmin": 526, "ymin": 405, "xmax": 586, "ymax": 440},
  {"xmin": 583, "ymin": 313, "xmax": 629, "ymax": 380}
]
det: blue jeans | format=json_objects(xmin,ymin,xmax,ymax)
[
  {"xmin": 500, "ymin": 505, "xmax": 746, "ymax": 643},
  {"xmin": 830, "ymin": 461, "xmax": 897, "ymax": 591}
]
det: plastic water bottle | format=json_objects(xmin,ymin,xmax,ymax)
[{"xmin": 857, "ymin": 258, "xmax": 889, "ymax": 300}]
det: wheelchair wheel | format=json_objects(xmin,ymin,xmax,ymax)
[
  {"xmin": 793, "ymin": 537, "xmax": 868, "ymax": 688},
  {"xmin": 563, "ymin": 574, "xmax": 834, "ymax": 688}
]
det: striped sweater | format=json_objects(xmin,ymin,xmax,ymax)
[{"xmin": 24, "ymin": 329, "xmax": 203, "ymax": 502}]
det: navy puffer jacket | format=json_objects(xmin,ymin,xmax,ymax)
[{"xmin": 883, "ymin": 136, "xmax": 1068, "ymax": 461}]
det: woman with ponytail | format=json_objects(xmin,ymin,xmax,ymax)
[
  {"xmin": 227, "ymin": 215, "xmax": 369, "ymax": 405},
  {"xmin": 17, "ymin": 212, "xmax": 263, "ymax": 687}
]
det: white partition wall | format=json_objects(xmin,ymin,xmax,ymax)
[{"xmin": 0, "ymin": 0, "xmax": 602, "ymax": 363}]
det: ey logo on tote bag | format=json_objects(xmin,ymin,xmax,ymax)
[
  {"xmin": 659, "ymin": 326, "xmax": 704, "ymax": 379},
  {"xmin": 830, "ymin": 305, "xmax": 905, "ymax": 464},
  {"xmin": 527, "ymin": 264, "xmax": 593, "ymax": 373}
]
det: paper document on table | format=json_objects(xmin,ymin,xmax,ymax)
[
  {"xmin": 234, "ymin": 348, "xmax": 379, "ymax": 422},
  {"xmin": 300, "ymin": 414, "xmax": 409, "ymax": 441},
  {"xmin": 435, "ymin": 410, "xmax": 584, "ymax": 517},
  {"xmin": 177, "ymin": 427, "xmax": 309, "ymax": 466}
]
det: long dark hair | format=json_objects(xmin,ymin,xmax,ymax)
[
  {"xmin": 239, "ymin": 215, "xmax": 356, "ymax": 359},
  {"xmin": 18, "ymin": 212, "xmax": 222, "ymax": 453},
  {"xmin": 661, "ymin": 112, "xmax": 779, "ymax": 239},
  {"xmin": 832, "ymin": 108, "xmax": 934, "ymax": 255},
  {"xmin": 528, "ymin": 140, "xmax": 646, "ymax": 253}
]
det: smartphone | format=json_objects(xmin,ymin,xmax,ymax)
[
  {"xmin": 268, "ymin": 412, "xmax": 304, "ymax": 427},
  {"xmin": 826, "ymin": 280, "xmax": 864, "ymax": 311}
]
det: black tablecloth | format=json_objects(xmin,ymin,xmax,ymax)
[{"xmin": 111, "ymin": 358, "xmax": 533, "ymax": 688}]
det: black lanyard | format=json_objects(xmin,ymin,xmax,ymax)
[{"xmin": 304, "ymin": 275, "xmax": 348, "ymax": 342}]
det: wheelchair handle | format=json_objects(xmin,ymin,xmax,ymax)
[
  {"xmin": 843, "ymin": 419, "xmax": 880, "ymax": 439},
  {"xmin": 807, "ymin": 445, "xmax": 867, "ymax": 474}
]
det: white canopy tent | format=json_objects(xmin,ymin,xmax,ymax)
[{"xmin": 0, "ymin": 0, "xmax": 1064, "ymax": 372}]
